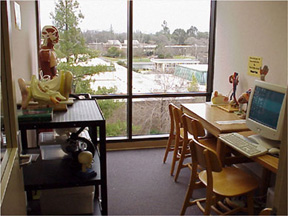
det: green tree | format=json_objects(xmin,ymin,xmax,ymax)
[
  {"xmin": 172, "ymin": 28, "xmax": 187, "ymax": 45},
  {"xmin": 187, "ymin": 26, "xmax": 198, "ymax": 38},
  {"xmin": 161, "ymin": 20, "xmax": 170, "ymax": 35},
  {"xmin": 197, "ymin": 31, "xmax": 209, "ymax": 40},
  {"xmin": 188, "ymin": 73, "xmax": 199, "ymax": 92},
  {"xmin": 106, "ymin": 46, "xmax": 123, "ymax": 58},
  {"xmin": 50, "ymin": 0, "xmax": 87, "ymax": 63}
]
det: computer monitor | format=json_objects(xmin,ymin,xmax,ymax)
[{"xmin": 246, "ymin": 80, "xmax": 287, "ymax": 146}]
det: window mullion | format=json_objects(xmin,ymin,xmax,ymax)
[
  {"xmin": 206, "ymin": 0, "xmax": 217, "ymax": 101},
  {"xmin": 127, "ymin": 0, "xmax": 133, "ymax": 140}
]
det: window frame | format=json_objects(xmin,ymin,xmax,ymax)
[
  {"xmin": 37, "ymin": 0, "xmax": 217, "ymax": 143},
  {"xmin": 1, "ymin": 0, "xmax": 21, "ymax": 197}
]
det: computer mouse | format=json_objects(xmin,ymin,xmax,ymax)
[{"xmin": 268, "ymin": 148, "xmax": 280, "ymax": 155}]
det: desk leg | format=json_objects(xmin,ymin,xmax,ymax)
[
  {"xmin": 97, "ymin": 123, "xmax": 107, "ymax": 215},
  {"xmin": 217, "ymin": 138, "xmax": 226, "ymax": 166},
  {"xmin": 260, "ymin": 168, "xmax": 272, "ymax": 197},
  {"xmin": 20, "ymin": 130, "xmax": 28, "ymax": 153}
]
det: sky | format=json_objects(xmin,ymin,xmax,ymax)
[{"xmin": 40, "ymin": 0, "xmax": 211, "ymax": 34}]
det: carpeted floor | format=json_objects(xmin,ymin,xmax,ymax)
[{"xmin": 107, "ymin": 148, "xmax": 204, "ymax": 215}]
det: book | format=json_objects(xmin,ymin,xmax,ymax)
[{"xmin": 17, "ymin": 107, "xmax": 53, "ymax": 122}]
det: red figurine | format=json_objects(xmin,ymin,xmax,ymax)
[{"xmin": 229, "ymin": 72, "xmax": 239, "ymax": 106}]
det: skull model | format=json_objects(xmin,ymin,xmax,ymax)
[{"xmin": 41, "ymin": 25, "xmax": 59, "ymax": 46}]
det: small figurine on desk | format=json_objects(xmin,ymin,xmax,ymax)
[
  {"xmin": 39, "ymin": 25, "xmax": 59, "ymax": 79},
  {"xmin": 77, "ymin": 151, "xmax": 96, "ymax": 178},
  {"xmin": 229, "ymin": 72, "xmax": 239, "ymax": 106},
  {"xmin": 260, "ymin": 65, "xmax": 269, "ymax": 81},
  {"xmin": 211, "ymin": 91, "xmax": 229, "ymax": 105},
  {"xmin": 236, "ymin": 88, "xmax": 252, "ymax": 119}
]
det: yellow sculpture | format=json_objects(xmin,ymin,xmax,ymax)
[
  {"xmin": 211, "ymin": 91, "xmax": 229, "ymax": 105},
  {"xmin": 18, "ymin": 70, "xmax": 73, "ymax": 109}
]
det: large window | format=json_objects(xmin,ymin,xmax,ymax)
[{"xmin": 39, "ymin": 0, "xmax": 215, "ymax": 141}]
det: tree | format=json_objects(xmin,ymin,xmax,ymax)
[
  {"xmin": 197, "ymin": 31, "xmax": 209, "ymax": 40},
  {"xmin": 187, "ymin": 26, "xmax": 198, "ymax": 38},
  {"xmin": 188, "ymin": 73, "xmax": 199, "ymax": 92},
  {"xmin": 106, "ymin": 46, "xmax": 123, "ymax": 58},
  {"xmin": 50, "ymin": 0, "xmax": 87, "ymax": 63},
  {"xmin": 172, "ymin": 28, "xmax": 187, "ymax": 45},
  {"xmin": 161, "ymin": 20, "xmax": 170, "ymax": 35}
]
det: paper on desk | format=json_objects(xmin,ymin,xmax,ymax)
[{"xmin": 216, "ymin": 120, "xmax": 246, "ymax": 125}]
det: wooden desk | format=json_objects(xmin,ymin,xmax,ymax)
[
  {"xmin": 19, "ymin": 99, "xmax": 107, "ymax": 215},
  {"xmin": 181, "ymin": 103, "xmax": 249, "ymax": 137},
  {"xmin": 181, "ymin": 103, "xmax": 278, "ymax": 174},
  {"xmin": 236, "ymin": 131, "xmax": 278, "ymax": 173}
]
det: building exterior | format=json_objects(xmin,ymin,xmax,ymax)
[
  {"xmin": 174, "ymin": 64, "xmax": 207, "ymax": 85},
  {"xmin": 150, "ymin": 58, "xmax": 200, "ymax": 73}
]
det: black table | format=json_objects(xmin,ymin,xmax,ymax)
[{"xmin": 19, "ymin": 99, "xmax": 107, "ymax": 215}]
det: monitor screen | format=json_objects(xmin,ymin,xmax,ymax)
[
  {"xmin": 246, "ymin": 80, "xmax": 287, "ymax": 141},
  {"xmin": 249, "ymin": 86, "xmax": 285, "ymax": 130}
]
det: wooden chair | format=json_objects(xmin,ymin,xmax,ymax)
[
  {"xmin": 173, "ymin": 114, "xmax": 217, "ymax": 182},
  {"xmin": 180, "ymin": 135, "xmax": 259, "ymax": 215},
  {"xmin": 169, "ymin": 104, "xmax": 189, "ymax": 176},
  {"xmin": 163, "ymin": 103, "xmax": 192, "ymax": 176},
  {"xmin": 163, "ymin": 103, "xmax": 178, "ymax": 164}
]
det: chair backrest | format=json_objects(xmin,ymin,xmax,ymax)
[
  {"xmin": 181, "ymin": 113, "xmax": 206, "ymax": 141},
  {"xmin": 168, "ymin": 103, "xmax": 176, "ymax": 135},
  {"xmin": 171, "ymin": 104, "xmax": 183, "ymax": 135},
  {"xmin": 190, "ymin": 136, "xmax": 222, "ymax": 173}
]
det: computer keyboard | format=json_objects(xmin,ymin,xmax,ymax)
[{"xmin": 219, "ymin": 133, "xmax": 268, "ymax": 158}]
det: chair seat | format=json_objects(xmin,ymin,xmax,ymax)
[
  {"xmin": 180, "ymin": 129, "xmax": 216, "ymax": 145},
  {"xmin": 199, "ymin": 166, "xmax": 259, "ymax": 197}
]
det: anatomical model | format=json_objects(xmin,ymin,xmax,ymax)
[
  {"xmin": 18, "ymin": 70, "xmax": 73, "ymax": 109},
  {"xmin": 39, "ymin": 25, "xmax": 59, "ymax": 79},
  {"xmin": 19, "ymin": 25, "xmax": 73, "ymax": 109}
]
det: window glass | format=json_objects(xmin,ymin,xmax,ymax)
[
  {"xmin": 40, "ymin": 0, "xmax": 127, "ymax": 95},
  {"xmin": 97, "ymin": 99, "xmax": 128, "ymax": 138},
  {"xmin": 132, "ymin": 97, "xmax": 206, "ymax": 136},
  {"xmin": 39, "ymin": 0, "xmax": 213, "ymax": 139},
  {"xmin": 133, "ymin": 0, "xmax": 211, "ymax": 94}
]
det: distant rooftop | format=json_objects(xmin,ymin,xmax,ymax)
[
  {"xmin": 150, "ymin": 58, "xmax": 200, "ymax": 64},
  {"xmin": 178, "ymin": 64, "xmax": 208, "ymax": 72}
]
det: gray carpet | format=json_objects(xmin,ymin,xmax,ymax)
[{"xmin": 107, "ymin": 148, "xmax": 204, "ymax": 215}]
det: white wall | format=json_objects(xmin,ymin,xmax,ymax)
[
  {"xmin": 214, "ymin": 1, "xmax": 287, "ymax": 96},
  {"xmin": 10, "ymin": 0, "xmax": 38, "ymax": 103}
]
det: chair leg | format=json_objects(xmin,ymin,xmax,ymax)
[
  {"xmin": 174, "ymin": 149, "xmax": 186, "ymax": 182},
  {"xmin": 180, "ymin": 166, "xmax": 198, "ymax": 215},
  {"xmin": 170, "ymin": 139, "xmax": 182, "ymax": 176},
  {"xmin": 246, "ymin": 191, "xmax": 255, "ymax": 215},
  {"xmin": 163, "ymin": 134, "xmax": 174, "ymax": 163},
  {"xmin": 203, "ymin": 188, "xmax": 214, "ymax": 215}
]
